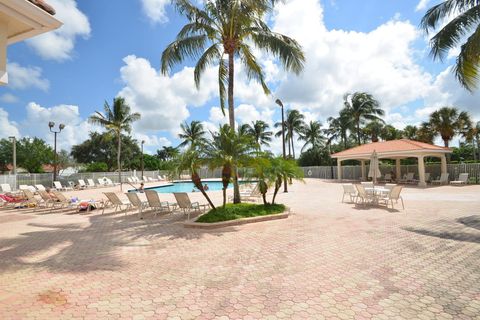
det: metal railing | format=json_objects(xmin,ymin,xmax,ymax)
[{"xmin": 301, "ymin": 163, "xmax": 480, "ymax": 184}]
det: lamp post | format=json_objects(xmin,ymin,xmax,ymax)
[
  {"xmin": 8, "ymin": 136, "xmax": 16, "ymax": 190},
  {"xmin": 275, "ymin": 99, "xmax": 288, "ymax": 193},
  {"xmin": 48, "ymin": 121, "xmax": 65, "ymax": 183},
  {"xmin": 141, "ymin": 140, "xmax": 145, "ymax": 179}
]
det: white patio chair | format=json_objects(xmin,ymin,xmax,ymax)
[
  {"xmin": 399, "ymin": 172, "xmax": 414, "ymax": 184},
  {"xmin": 355, "ymin": 184, "xmax": 374, "ymax": 207},
  {"xmin": 385, "ymin": 183, "xmax": 397, "ymax": 191},
  {"xmin": 450, "ymin": 173, "xmax": 469, "ymax": 185},
  {"xmin": 378, "ymin": 185, "xmax": 404, "ymax": 209},
  {"xmin": 432, "ymin": 173, "xmax": 449, "ymax": 185},
  {"xmin": 384, "ymin": 173, "xmax": 392, "ymax": 182},
  {"xmin": 78, "ymin": 179, "xmax": 88, "ymax": 189},
  {"xmin": 341, "ymin": 184, "xmax": 357, "ymax": 203}
]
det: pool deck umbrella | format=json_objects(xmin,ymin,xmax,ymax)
[
  {"xmin": 331, "ymin": 139, "xmax": 452, "ymax": 187},
  {"xmin": 0, "ymin": 0, "xmax": 62, "ymax": 85},
  {"xmin": 368, "ymin": 150, "xmax": 381, "ymax": 184}
]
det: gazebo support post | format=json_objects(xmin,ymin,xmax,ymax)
[
  {"xmin": 337, "ymin": 159, "xmax": 342, "ymax": 181},
  {"xmin": 441, "ymin": 155, "xmax": 447, "ymax": 175},
  {"xmin": 417, "ymin": 155, "xmax": 426, "ymax": 187},
  {"xmin": 360, "ymin": 160, "xmax": 366, "ymax": 181},
  {"xmin": 395, "ymin": 159, "xmax": 401, "ymax": 182}
]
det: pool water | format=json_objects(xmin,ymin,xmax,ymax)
[{"xmin": 145, "ymin": 181, "xmax": 231, "ymax": 193}]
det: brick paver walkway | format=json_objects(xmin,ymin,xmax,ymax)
[{"xmin": 0, "ymin": 180, "xmax": 479, "ymax": 319}]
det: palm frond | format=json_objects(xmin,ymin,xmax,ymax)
[
  {"xmin": 194, "ymin": 44, "xmax": 222, "ymax": 88},
  {"xmin": 161, "ymin": 35, "xmax": 208, "ymax": 75},
  {"xmin": 454, "ymin": 24, "xmax": 480, "ymax": 90},
  {"xmin": 238, "ymin": 43, "xmax": 270, "ymax": 94}
]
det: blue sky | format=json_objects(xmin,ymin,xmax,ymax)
[{"xmin": 0, "ymin": 0, "xmax": 478, "ymax": 154}]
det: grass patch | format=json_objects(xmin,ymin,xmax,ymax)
[{"xmin": 196, "ymin": 203, "xmax": 286, "ymax": 223}]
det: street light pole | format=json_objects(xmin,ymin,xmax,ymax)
[
  {"xmin": 141, "ymin": 140, "xmax": 145, "ymax": 179},
  {"xmin": 9, "ymin": 136, "xmax": 16, "ymax": 190},
  {"xmin": 48, "ymin": 122, "xmax": 65, "ymax": 183},
  {"xmin": 275, "ymin": 99, "xmax": 288, "ymax": 193}
]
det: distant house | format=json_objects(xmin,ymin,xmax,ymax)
[{"xmin": 0, "ymin": 0, "xmax": 62, "ymax": 85}]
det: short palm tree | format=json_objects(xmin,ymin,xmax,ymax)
[
  {"xmin": 178, "ymin": 121, "xmax": 207, "ymax": 149},
  {"xmin": 171, "ymin": 148, "xmax": 216, "ymax": 209},
  {"xmin": 299, "ymin": 120, "xmax": 325, "ymax": 152},
  {"xmin": 421, "ymin": 1, "xmax": 480, "ymax": 91},
  {"xmin": 161, "ymin": 0, "xmax": 305, "ymax": 128},
  {"xmin": 343, "ymin": 92, "xmax": 384, "ymax": 145},
  {"xmin": 204, "ymin": 125, "xmax": 254, "ymax": 206},
  {"xmin": 325, "ymin": 109, "xmax": 351, "ymax": 150},
  {"xmin": 89, "ymin": 97, "xmax": 140, "ymax": 188},
  {"xmin": 243, "ymin": 120, "xmax": 272, "ymax": 150},
  {"xmin": 267, "ymin": 157, "xmax": 303, "ymax": 204},
  {"xmin": 428, "ymin": 107, "xmax": 472, "ymax": 147}
]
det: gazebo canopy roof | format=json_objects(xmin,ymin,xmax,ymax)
[{"xmin": 331, "ymin": 139, "xmax": 451, "ymax": 161}]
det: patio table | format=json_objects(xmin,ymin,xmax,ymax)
[{"xmin": 365, "ymin": 187, "xmax": 390, "ymax": 204}]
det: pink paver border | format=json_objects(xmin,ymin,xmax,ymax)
[{"xmin": 184, "ymin": 210, "xmax": 290, "ymax": 229}]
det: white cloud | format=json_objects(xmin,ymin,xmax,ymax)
[
  {"xmin": 0, "ymin": 93, "xmax": 19, "ymax": 103},
  {"xmin": 415, "ymin": 0, "xmax": 431, "ymax": 12},
  {"xmin": 118, "ymin": 55, "xmax": 217, "ymax": 135},
  {"xmin": 27, "ymin": 0, "xmax": 91, "ymax": 61},
  {"xmin": 0, "ymin": 108, "xmax": 20, "ymax": 138},
  {"xmin": 271, "ymin": 0, "xmax": 433, "ymax": 119},
  {"xmin": 140, "ymin": 0, "xmax": 170, "ymax": 24},
  {"xmin": 7, "ymin": 62, "xmax": 49, "ymax": 91},
  {"xmin": 21, "ymin": 102, "xmax": 93, "ymax": 150}
]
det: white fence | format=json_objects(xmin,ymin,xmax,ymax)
[{"xmin": 302, "ymin": 163, "xmax": 480, "ymax": 184}]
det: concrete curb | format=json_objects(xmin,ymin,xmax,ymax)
[{"xmin": 184, "ymin": 211, "xmax": 290, "ymax": 229}]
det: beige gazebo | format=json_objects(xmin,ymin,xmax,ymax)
[
  {"xmin": 331, "ymin": 139, "xmax": 452, "ymax": 187},
  {"xmin": 0, "ymin": 0, "xmax": 62, "ymax": 85}
]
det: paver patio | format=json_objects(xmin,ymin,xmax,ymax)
[{"xmin": 0, "ymin": 179, "xmax": 479, "ymax": 319}]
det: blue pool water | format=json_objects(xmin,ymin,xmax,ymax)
[{"xmin": 145, "ymin": 181, "xmax": 231, "ymax": 193}]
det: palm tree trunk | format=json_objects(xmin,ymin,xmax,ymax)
[
  {"xmin": 291, "ymin": 134, "xmax": 296, "ymax": 159},
  {"xmin": 357, "ymin": 120, "xmax": 361, "ymax": 145},
  {"xmin": 222, "ymin": 165, "xmax": 231, "ymax": 208},
  {"xmin": 191, "ymin": 172, "xmax": 215, "ymax": 210},
  {"xmin": 228, "ymin": 53, "xmax": 235, "ymax": 128},
  {"xmin": 287, "ymin": 133, "xmax": 291, "ymax": 158},
  {"xmin": 117, "ymin": 132, "xmax": 122, "ymax": 190},
  {"xmin": 228, "ymin": 52, "xmax": 241, "ymax": 204},
  {"xmin": 272, "ymin": 177, "xmax": 282, "ymax": 204}
]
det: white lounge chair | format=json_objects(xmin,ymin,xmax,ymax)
[
  {"xmin": 78, "ymin": 179, "xmax": 88, "ymax": 189},
  {"xmin": 87, "ymin": 179, "xmax": 96, "ymax": 188},
  {"xmin": 1, "ymin": 183, "xmax": 12, "ymax": 193},
  {"xmin": 35, "ymin": 184, "xmax": 46, "ymax": 191},
  {"xmin": 229, "ymin": 184, "xmax": 262, "ymax": 202},
  {"xmin": 450, "ymin": 173, "xmax": 469, "ymax": 185},
  {"xmin": 53, "ymin": 181, "xmax": 73, "ymax": 191},
  {"xmin": 432, "ymin": 173, "xmax": 449, "ymax": 185},
  {"xmin": 158, "ymin": 175, "xmax": 165, "ymax": 181},
  {"xmin": 399, "ymin": 172, "xmax": 415, "ymax": 184},
  {"xmin": 127, "ymin": 177, "xmax": 133, "ymax": 183},
  {"xmin": 341, "ymin": 184, "xmax": 357, "ymax": 203},
  {"xmin": 125, "ymin": 192, "xmax": 149, "ymax": 219},
  {"xmin": 145, "ymin": 190, "xmax": 174, "ymax": 217},
  {"xmin": 19, "ymin": 185, "xmax": 37, "ymax": 193},
  {"xmin": 148, "ymin": 177, "xmax": 156, "ymax": 182},
  {"xmin": 379, "ymin": 185, "xmax": 404, "ymax": 209},
  {"xmin": 173, "ymin": 192, "xmax": 210, "ymax": 220},
  {"xmin": 102, "ymin": 192, "xmax": 132, "ymax": 214}
]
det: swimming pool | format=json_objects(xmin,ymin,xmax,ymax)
[{"xmin": 144, "ymin": 181, "xmax": 231, "ymax": 193}]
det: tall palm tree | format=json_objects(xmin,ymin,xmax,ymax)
[
  {"xmin": 421, "ymin": 1, "xmax": 480, "ymax": 91},
  {"xmin": 417, "ymin": 122, "xmax": 436, "ymax": 144},
  {"xmin": 89, "ymin": 97, "xmax": 140, "ymax": 188},
  {"xmin": 364, "ymin": 120, "xmax": 384, "ymax": 142},
  {"xmin": 161, "ymin": 0, "xmax": 305, "ymax": 128},
  {"xmin": 204, "ymin": 125, "xmax": 255, "ymax": 206},
  {"xmin": 343, "ymin": 92, "xmax": 384, "ymax": 145},
  {"xmin": 275, "ymin": 109, "xmax": 305, "ymax": 159},
  {"xmin": 243, "ymin": 120, "xmax": 272, "ymax": 150},
  {"xmin": 428, "ymin": 107, "xmax": 473, "ymax": 147},
  {"xmin": 299, "ymin": 120, "xmax": 325, "ymax": 152},
  {"xmin": 178, "ymin": 121, "xmax": 207, "ymax": 149},
  {"xmin": 325, "ymin": 109, "xmax": 351, "ymax": 150}
]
